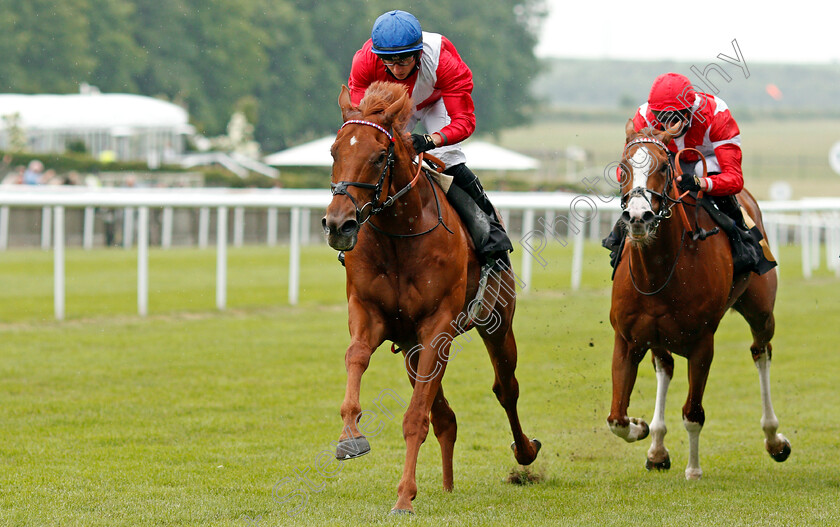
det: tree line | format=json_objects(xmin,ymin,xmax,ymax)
[{"xmin": 0, "ymin": 0, "xmax": 547, "ymax": 152}]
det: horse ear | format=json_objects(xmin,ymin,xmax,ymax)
[
  {"xmin": 624, "ymin": 119, "xmax": 636, "ymax": 142},
  {"xmin": 382, "ymin": 89, "xmax": 410, "ymax": 128},
  {"xmin": 338, "ymin": 85, "xmax": 358, "ymax": 122}
]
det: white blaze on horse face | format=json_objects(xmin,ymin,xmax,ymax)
[
  {"xmin": 626, "ymin": 146, "xmax": 654, "ymax": 220},
  {"xmin": 350, "ymin": 136, "xmax": 358, "ymax": 146}
]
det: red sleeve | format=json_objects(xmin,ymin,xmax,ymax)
[
  {"xmin": 631, "ymin": 108, "xmax": 648, "ymax": 132},
  {"xmin": 434, "ymin": 37, "xmax": 475, "ymax": 145},
  {"xmin": 706, "ymin": 143, "xmax": 743, "ymax": 195},
  {"xmin": 705, "ymin": 110, "xmax": 743, "ymax": 196},
  {"xmin": 348, "ymin": 40, "xmax": 376, "ymax": 107}
]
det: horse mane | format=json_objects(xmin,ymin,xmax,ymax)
[{"xmin": 359, "ymin": 81, "xmax": 414, "ymax": 151}]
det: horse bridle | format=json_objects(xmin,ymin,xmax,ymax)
[
  {"xmin": 620, "ymin": 136, "xmax": 682, "ymax": 226},
  {"xmin": 330, "ymin": 119, "xmax": 425, "ymax": 226},
  {"xmin": 330, "ymin": 120, "xmax": 397, "ymax": 225},
  {"xmin": 621, "ymin": 136, "xmax": 688, "ymax": 296}
]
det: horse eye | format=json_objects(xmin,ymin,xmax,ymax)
[{"xmin": 375, "ymin": 151, "xmax": 386, "ymax": 165}]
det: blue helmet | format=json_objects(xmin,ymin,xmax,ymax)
[{"xmin": 371, "ymin": 10, "xmax": 423, "ymax": 55}]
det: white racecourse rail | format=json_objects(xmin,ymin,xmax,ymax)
[{"xmin": 0, "ymin": 186, "xmax": 838, "ymax": 321}]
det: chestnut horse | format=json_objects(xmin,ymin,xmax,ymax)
[
  {"xmin": 322, "ymin": 82, "xmax": 540, "ymax": 513},
  {"xmin": 607, "ymin": 121, "xmax": 791, "ymax": 479}
]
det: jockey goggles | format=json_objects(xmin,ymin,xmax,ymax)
[{"xmin": 379, "ymin": 53, "xmax": 417, "ymax": 66}]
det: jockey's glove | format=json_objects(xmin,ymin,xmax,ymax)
[
  {"xmin": 411, "ymin": 133, "xmax": 437, "ymax": 154},
  {"xmin": 677, "ymin": 174, "xmax": 702, "ymax": 192}
]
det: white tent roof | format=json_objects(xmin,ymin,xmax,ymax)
[
  {"xmin": 0, "ymin": 93, "xmax": 191, "ymax": 131},
  {"xmin": 461, "ymin": 141, "xmax": 540, "ymax": 171},
  {"xmin": 263, "ymin": 137, "xmax": 539, "ymax": 171},
  {"xmin": 263, "ymin": 136, "xmax": 335, "ymax": 167}
]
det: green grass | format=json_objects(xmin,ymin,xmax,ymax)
[{"xmin": 1, "ymin": 244, "xmax": 839, "ymax": 526}]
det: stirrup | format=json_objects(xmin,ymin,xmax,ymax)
[
  {"xmin": 469, "ymin": 261, "xmax": 501, "ymax": 321},
  {"xmin": 337, "ymin": 251, "xmax": 345, "ymax": 267}
]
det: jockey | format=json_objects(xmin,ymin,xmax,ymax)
[
  {"xmin": 347, "ymin": 10, "xmax": 513, "ymax": 274},
  {"xmin": 632, "ymin": 72, "xmax": 744, "ymax": 210},
  {"xmin": 603, "ymin": 72, "xmax": 775, "ymax": 275}
]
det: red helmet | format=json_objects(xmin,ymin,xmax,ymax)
[{"xmin": 648, "ymin": 73, "xmax": 696, "ymax": 111}]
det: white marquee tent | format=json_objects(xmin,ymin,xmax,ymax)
[
  {"xmin": 0, "ymin": 92, "xmax": 194, "ymax": 163},
  {"xmin": 263, "ymin": 136, "xmax": 539, "ymax": 171}
]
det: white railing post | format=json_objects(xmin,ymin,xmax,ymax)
[
  {"xmin": 500, "ymin": 209, "xmax": 511, "ymax": 230},
  {"xmin": 289, "ymin": 207, "xmax": 301, "ymax": 305},
  {"xmin": 83, "ymin": 206, "xmax": 95, "ymax": 250},
  {"xmin": 53, "ymin": 206, "xmax": 65, "ymax": 321},
  {"xmin": 161, "ymin": 206, "xmax": 173, "ymax": 249},
  {"xmin": 0, "ymin": 206, "xmax": 9, "ymax": 250},
  {"xmin": 198, "ymin": 206, "xmax": 210, "ymax": 249},
  {"xmin": 811, "ymin": 216, "xmax": 821, "ymax": 273},
  {"xmin": 301, "ymin": 208, "xmax": 311, "ymax": 245},
  {"xmin": 123, "ymin": 207, "xmax": 135, "ymax": 249},
  {"xmin": 571, "ymin": 214, "xmax": 585, "ymax": 291},
  {"xmin": 833, "ymin": 216, "xmax": 840, "ymax": 278},
  {"xmin": 520, "ymin": 208, "xmax": 535, "ymax": 292},
  {"xmin": 41, "ymin": 206, "xmax": 52, "ymax": 250},
  {"xmin": 216, "ymin": 206, "xmax": 228, "ymax": 310},
  {"xmin": 801, "ymin": 213, "xmax": 812, "ymax": 279},
  {"xmin": 138, "ymin": 207, "xmax": 149, "ymax": 316},
  {"xmin": 267, "ymin": 207, "xmax": 278, "ymax": 247},
  {"xmin": 233, "ymin": 206, "xmax": 245, "ymax": 247}
]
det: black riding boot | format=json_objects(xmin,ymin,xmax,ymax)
[
  {"xmin": 707, "ymin": 194, "xmax": 776, "ymax": 275},
  {"xmin": 602, "ymin": 220, "xmax": 626, "ymax": 272},
  {"xmin": 711, "ymin": 195, "xmax": 747, "ymax": 230},
  {"xmin": 443, "ymin": 163, "xmax": 513, "ymax": 270}
]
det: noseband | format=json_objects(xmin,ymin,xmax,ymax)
[
  {"xmin": 620, "ymin": 136, "xmax": 680, "ymax": 225},
  {"xmin": 330, "ymin": 120, "xmax": 397, "ymax": 225}
]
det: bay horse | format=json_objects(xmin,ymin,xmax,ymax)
[
  {"xmin": 607, "ymin": 120, "xmax": 791, "ymax": 479},
  {"xmin": 322, "ymin": 81, "xmax": 540, "ymax": 513}
]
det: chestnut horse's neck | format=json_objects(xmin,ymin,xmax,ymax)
[
  {"xmin": 626, "ymin": 193, "xmax": 689, "ymax": 295},
  {"xmin": 364, "ymin": 134, "xmax": 448, "ymax": 241}
]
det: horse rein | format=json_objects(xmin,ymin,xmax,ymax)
[
  {"xmin": 621, "ymin": 137, "xmax": 704, "ymax": 295},
  {"xmin": 620, "ymin": 137, "xmax": 683, "ymax": 226},
  {"xmin": 331, "ymin": 119, "xmax": 452, "ymax": 237}
]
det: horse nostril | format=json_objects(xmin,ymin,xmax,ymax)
[
  {"xmin": 642, "ymin": 211, "xmax": 655, "ymax": 223},
  {"xmin": 340, "ymin": 219, "xmax": 359, "ymax": 236},
  {"xmin": 620, "ymin": 211, "xmax": 630, "ymax": 223},
  {"xmin": 321, "ymin": 217, "xmax": 329, "ymax": 234}
]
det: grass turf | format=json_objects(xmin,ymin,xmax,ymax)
[{"xmin": 1, "ymin": 243, "xmax": 839, "ymax": 526}]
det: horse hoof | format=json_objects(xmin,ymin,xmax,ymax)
[
  {"xmin": 389, "ymin": 508, "xmax": 414, "ymax": 516},
  {"xmin": 335, "ymin": 436, "xmax": 371, "ymax": 460},
  {"xmin": 509, "ymin": 438, "xmax": 542, "ymax": 465},
  {"xmin": 685, "ymin": 468, "xmax": 702, "ymax": 480},
  {"xmin": 645, "ymin": 455, "xmax": 671, "ymax": 471},
  {"xmin": 631, "ymin": 419, "xmax": 650, "ymax": 441},
  {"xmin": 769, "ymin": 438, "xmax": 792, "ymax": 463}
]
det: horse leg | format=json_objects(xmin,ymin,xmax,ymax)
[
  {"xmin": 478, "ymin": 319, "xmax": 541, "ymax": 465},
  {"xmin": 391, "ymin": 319, "xmax": 454, "ymax": 514},
  {"xmin": 646, "ymin": 352, "xmax": 674, "ymax": 470},
  {"xmin": 607, "ymin": 333, "xmax": 650, "ymax": 443},
  {"xmin": 682, "ymin": 334, "xmax": 714, "ymax": 480},
  {"xmin": 431, "ymin": 385, "xmax": 457, "ymax": 491},
  {"xmin": 732, "ymin": 273, "xmax": 791, "ymax": 462},
  {"xmin": 335, "ymin": 301, "xmax": 385, "ymax": 459},
  {"xmin": 401, "ymin": 348, "xmax": 457, "ymax": 492}
]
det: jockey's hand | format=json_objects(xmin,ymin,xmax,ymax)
[
  {"xmin": 677, "ymin": 174, "xmax": 702, "ymax": 192},
  {"xmin": 411, "ymin": 133, "xmax": 437, "ymax": 154}
]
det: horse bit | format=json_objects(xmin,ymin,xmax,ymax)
[{"xmin": 620, "ymin": 136, "xmax": 681, "ymax": 226}]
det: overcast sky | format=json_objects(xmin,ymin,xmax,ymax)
[{"xmin": 535, "ymin": 1, "xmax": 839, "ymax": 64}]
